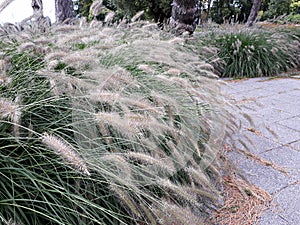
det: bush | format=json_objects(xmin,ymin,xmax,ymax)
[
  {"xmin": 261, "ymin": 0, "xmax": 291, "ymax": 20},
  {"xmin": 203, "ymin": 28, "xmax": 300, "ymax": 78},
  {"xmin": 0, "ymin": 21, "xmax": 227, "ymax": 225},
  {"xmin": 78, "ymin": 0, "xmax": 172, "ymax": 22},
  {"xmin": 284, "ymin": 13, "xmax": 300, "ymax": 23}
]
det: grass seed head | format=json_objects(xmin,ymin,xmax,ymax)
[{"xmin": 41, "ymin": 132, "xmax": 90, "ymax": 176}]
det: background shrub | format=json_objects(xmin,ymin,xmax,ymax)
[{"xmin": 197, "ymin": 27, "xmax": 300, "ymax": 78}]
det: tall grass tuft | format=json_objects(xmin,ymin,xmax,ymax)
[
  {"xmin": 216, "ymin": 30, "xmax": 299, "ymax": 77},
  {"xmin": 191, "ymin": 26, "xmax": 300, "ymax": 78},
  {"xmin": 0, "ymin": 20, "xmax": 229, "ymax": 224}
]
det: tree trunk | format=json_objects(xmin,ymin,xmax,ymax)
[
  {"xmin": 32, "ymin": 0, "xmax": 43, "ymax": 18},
  {"xmin": 55, "ymin": 0, "xmax": 74, "ymax": 23},
  {"xmin": 246, "ymin": 0, "xmax": 261, "ymax": 27},
  {"xmin": 206, "ymin": 0, "xmax": 212, "ymax": 22},
  {"xmin": 169, "ymin": 0, "xmax": 200, "ymax": 35}
]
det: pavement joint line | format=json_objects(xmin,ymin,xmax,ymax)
[
  {"xmin": 278, "ymin": 215, "xmax": 290, "ymax": 223},
  {"xmin": 286, "ymin": 140, "xmax": 300, "ymax": 145},
  {"xmin": 273, "ymin": 123, "xmax": 300, "ymax": 133},
  {"xmin": 261, "ymin": 145, "xmax": 285, "ymax": 153},
  {"xmin": 271, "ymin": 180, "xmax": 300, "ymax": 195},
  {"xmin": 259, "ymin": 130, "xmax": 300, "ymax": 146},
  {"xmin": 286, "ymin": 141, "xmax": 300, "ymax": 151}
]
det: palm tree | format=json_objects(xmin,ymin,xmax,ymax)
[{"xmin": 169, "ymin": 0, "xmax": 201, "ymax": 35}]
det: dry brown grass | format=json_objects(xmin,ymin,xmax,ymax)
[{"xmin": 211, "ymin": 173, "xmax": 272, "ymax": 225}]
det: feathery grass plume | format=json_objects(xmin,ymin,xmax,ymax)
[
  {"xmin": 97, "ymin": 154, "xmax": 132, "ymax": 181},
  {"xmin": 150, "ymin": 92, "xmax": 177, "ymax": 109},
  {"xmin": 153, "ymin": 200, "xmax": 205, "ymax": 225},
  {"xmin": 18, "ymin": 42, "xmax": 38, "ymax": 52},
  {"xmin": 41, "ymin": 132, "xmax": 90, "ymax": 176},
  {"xmin": 88, "ymin": 90, "xmax": 120, "ymax": 103},
  {"xmin": 137, "ymin": 64, "xmax": 155, "ymax": 74},
  {"xmin": 125, "ymin": 112, "xmax": 171, "ymax": 134},
  {"xmin": 0, "ymin": 58, "xmax": 11, "ymax": 85},
  {"xmin": 95, "ymin": 111, "xmax": 172, "ymax": 141},
  {"xmin": 40, "ymin": 69, "xmax": 96, "ymax": 97},
  {"xmin": 52, "ymin": 24, "xmax": 78, "ymax": 33},
  {"xmin": 48, "ymin": 78, "xmax": 60, "ymax": 97},
  {"xmin": 165, "ymin": 140, "xmax": 187, "ymax": 167},
  {"xmin": 104, "ymin": 11, "xmax": 115, "ymax": 25},
  {"xmin": 0, "ymin": 59, "xmax": 7, "ymax": 71},
  {"xmin": 45, "ymin": 51, "xmax": 68, "ymax": 62},
  {"xmin": 81, "ymin": 66, "xmax": 139, "ymax": 91},
  {"xmin": 131, "ymin": 11, "xmax": 145, "ymax": 22},
  {"xmin": 46, "ymin": 60, "xmax": 60, "ymax": 70},
  {"xmin": 120, "ymin": 97, "xmax": 163, "ymax": 115},
  {"xmin": 0, "ymin": 97, "xmax": 19, "ymax": 120},
  {"xmin": 157, "ymin": 178, "xmax": 215, "ymax": 205},
  {"xmin": 61, "ymin": 53, "xmax": 96, "ymax": 69},
  {"xmin": 125, "ymin": 152, "xmax": 161, "ymax": 165},
  {"xmin": 90, "ymin": 0, "xmax": 104, "ymax": 17},
  {"xmin": 186, "ymin": 167, "xmax": 214, "ymax": 190},
  {"xmin": 6, "ymin": 219, "xmax": 22, "ymax": 225},
  {"xmin": 0, "ymin": 73, "xmax": 12, "ymax": 86},
  {"xmin": 32, "ymin": 36, "xmax": 52, "ymax": 46},
  {"xmin": 12, "ymin": 95, "xmax": 22, "ymax": 138},
  {"xmin": 94, "ymin": 112, "xmax": 143, "ymax": 139},
  {"xmin": 134, "ymin": 138, "xmax": 177, "ymax": 166}
]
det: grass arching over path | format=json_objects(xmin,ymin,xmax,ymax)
[{"xmin": 0, "ymin": 21, "xmax": 230, "ymax": 225}]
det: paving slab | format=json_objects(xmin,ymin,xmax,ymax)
[
  {"xmin": 260, "ymin": 146, "xmax": 300, "ymax": 179},
  {"xmin": 226, "ymin": 151, "xmax": 293, "ymax": 194},
  {"xmin": 271, "ymin": 102, "xmax": 300, "ymax": 116},
  {"xmin": 229, "ymin": 130, "xmax": 281, "ymax": 154},
  {"xmin": 223, "ymin": 77, "xmax": 300, "ymax": 225},
  {"xmin": 289, "ymin": 141, "xmax": 300, "ymax": 151},
  {"xmin": 259, "ymin": 182, "xmax": 300, "ymax": 225},
  {"xmin": 254, "ymin": 121, "xmax": 300, "ymax": 146},
  {"xmin": 276, "ymin": 116, "xmax": 300, "ymax": 132},
  {"xmin": 256, "ymin": 108, "xmax": 294, "ymax": 123}
]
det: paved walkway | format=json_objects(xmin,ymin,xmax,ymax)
[{"xmin": 222, "ymin": 76, "xmax": 300, "ymax": 225}]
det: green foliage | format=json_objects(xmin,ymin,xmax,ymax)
[
  {"xmin": 210, "ymin": 0, "xmax": 253, "ymax": 24},
  {"xmin": 270, "ymin": 13, "xmax": 300, "ymax": 24},
  {"xmin": 286, "ymin": 13, "xmax": 300, "ymax": 23},
  {"xmin": 260, "ymin": 0, "xmax": 271, "ymax": 12},
  {"xmin": 290, "ymin": 0, "xmax": 300, "ymax": 13},
  {"xmin": 211, "ymin": 0, "xmax": 235, "ymax": 24},
  {"xmin": 77, "ymin": 0, "xmax": 93, "ymax": 18},
  {"xmin": 236, "ymin": 0, "xmax": 253, "ymax": 22},
  {"xmin": 77, "ymin": 0, "xmax": 172, "ymax": 22},
  {"xmin": 0, "ymin": 21, "xmax": 226, "ymax": 224},
  {"xmin": 262, "ymin": 0, "xmax": 292, "ymax": 20},
  {"xmin": 208, "ymin": 28, "xmax": 300, "ymax": 77},
  {"xmin": 113, "ymin": 0, "xmax": 172, "ymax": 21}
]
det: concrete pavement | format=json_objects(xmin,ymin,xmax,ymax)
[{"xmin": 222, "ymin": 76, "xmax": 300, "ymax": 225}]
